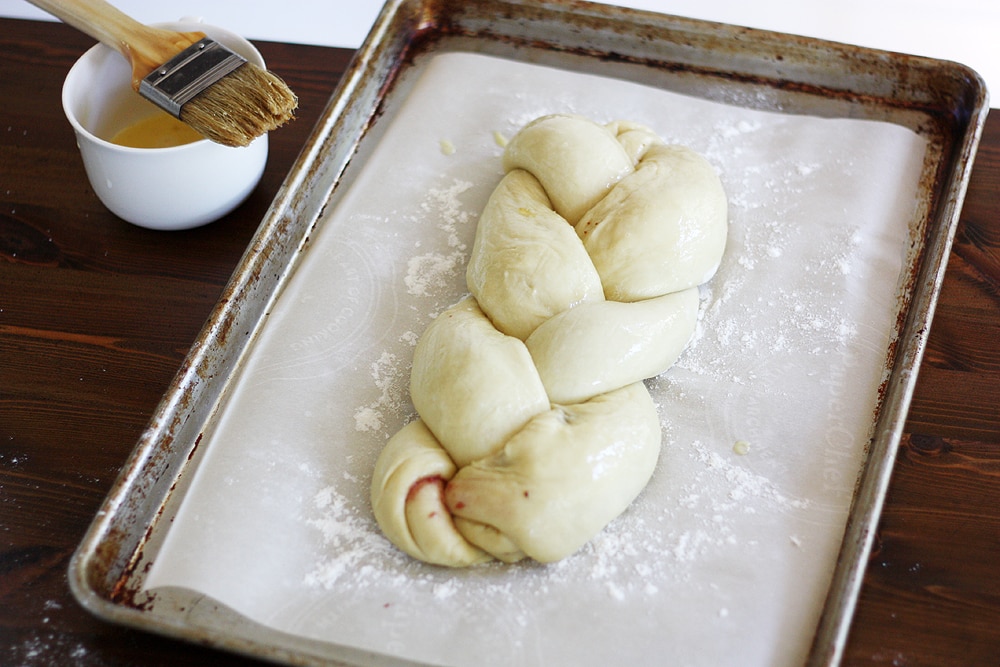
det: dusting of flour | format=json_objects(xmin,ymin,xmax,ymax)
[
  {"xmin": 351, "ymin": 179, "xmax": 475, "ymax": 433},
  {"xmin": 402, "ymin": 179, "xmax": 473, "ymax": 297},
  {"xmin": 352, "ymin": 351, "xmax": 406, "ymax": 433}
]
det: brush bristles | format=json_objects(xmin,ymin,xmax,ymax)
[{"xmin": 179, "ymin": 62, "xmax": 297, "ymax": 148}]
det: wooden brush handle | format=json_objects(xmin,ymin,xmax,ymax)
[{"xmin": 27, "ymin": 0, "xmax": 206, "ymax": 88}]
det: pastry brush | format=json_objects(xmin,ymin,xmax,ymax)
[{"xmin": 29, "ymin": 0, "xmax": 297, "ymax": 147}]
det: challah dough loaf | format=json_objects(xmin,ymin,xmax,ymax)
[{"xmin": 370, "ymin": 113, "xmax": 727, "ymax": 566}]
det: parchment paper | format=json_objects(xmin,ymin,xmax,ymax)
[{"xmin": 143, "ymin": 52, "xmax": 928, "ymax": 667}]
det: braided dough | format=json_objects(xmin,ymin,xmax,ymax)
[{"xmin": 371, "ymin": 114, "xmax": 727, "ymax": 566}]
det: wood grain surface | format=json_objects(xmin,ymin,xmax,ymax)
[{"xmin": 1, "ymin": 17, "xmax": 997, "ymax": 667}]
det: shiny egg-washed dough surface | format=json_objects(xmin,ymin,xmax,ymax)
[{"xmin": 371, "ymin": 113, "xmax": 728, "ymax": 566}]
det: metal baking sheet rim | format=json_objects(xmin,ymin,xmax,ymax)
[{"xmin": 67, "ymin": 0, "xmax": 990, "ymax": 665}]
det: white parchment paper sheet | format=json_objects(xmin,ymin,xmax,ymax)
[{"xmin": 144, "ymin": 52, "xmax": 927, "ymax": 667}]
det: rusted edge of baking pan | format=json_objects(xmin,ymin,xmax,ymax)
[{"xmin": 67, "ymin": 1, "xmax": 990, "ymax": 665}]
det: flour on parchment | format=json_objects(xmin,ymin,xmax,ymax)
[{"xmin": 351, "ymin": 178, "xmax": 476, "ymax": 433}]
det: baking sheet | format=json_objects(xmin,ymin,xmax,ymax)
[
  {"xmin": 141, "ymin": 50, "xmax": 924, "ymax": 667},
  {"xmin": 67, "ymin": 1, "xmax": 990, "ymax": 665}
]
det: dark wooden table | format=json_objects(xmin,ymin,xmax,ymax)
[{"xmin": 1, "ymin": 17, "xmax": 998, "ymax": 667}]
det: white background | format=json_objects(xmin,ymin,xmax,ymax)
[{"xmin": 3, "ymin": 0, "xmax": 997, "ymax": 98}]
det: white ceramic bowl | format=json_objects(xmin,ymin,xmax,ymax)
[{"xmin": 61, "ymin": 19, "xmax": 269, "ymax": 230}]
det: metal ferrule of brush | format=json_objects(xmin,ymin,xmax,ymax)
[{"xmin": 139, "ymin": 38, "xmax": 247, "ymax": 117}]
